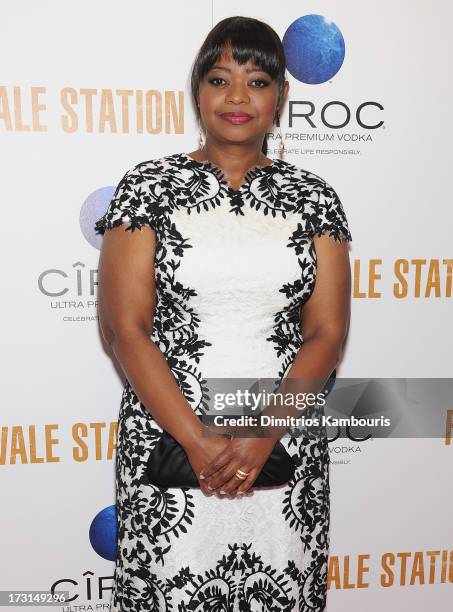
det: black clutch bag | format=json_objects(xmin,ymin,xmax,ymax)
[{"xmin": 145, "ymin": 415, "xmax": 296, "ymax": 489}]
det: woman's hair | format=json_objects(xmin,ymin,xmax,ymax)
[{"xmin": 190, "ymin": 16, "xmax": 287, "ymax": 155}]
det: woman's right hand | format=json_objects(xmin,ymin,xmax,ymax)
[{"xmin": 185, "ymin": 435, "xmax": 232, "ymax": 497}]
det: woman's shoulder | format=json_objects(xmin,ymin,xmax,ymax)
[
  {"xmin": 94, "ymin": 154, "xmax": 185, "ymax": 236},
  {"xmin": 274, "ymin": 158, "xmax": 339, "ymax": 194},
  {"xmin": 120, "ymin": 152, "xmax": 189, "ymax": 179},
  {"xmin": 275, "ymin": 159, "xmax": 352, "ymax": 242}
]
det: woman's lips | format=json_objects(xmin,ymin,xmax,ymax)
[{"xmin": 220, "ymin": 112, "xmax": 253, "ymax": 125}]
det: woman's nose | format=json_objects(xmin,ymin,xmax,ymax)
[{"xmin": 225, "ymin": 82, "xmax": 250, "ymax": 104}]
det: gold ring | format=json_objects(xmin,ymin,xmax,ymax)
[{"xmin": 235, "ymin": 469, "xmax": 250, "ymax": 480}]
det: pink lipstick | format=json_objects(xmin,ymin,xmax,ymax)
[{"xmin": 220, "ymin": 112, "xmax": 253, "ymax": 125}]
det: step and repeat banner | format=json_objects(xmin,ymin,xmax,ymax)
[{"xmin": 1, "ymin": 1, "xmax": 452, "ymax": 610}]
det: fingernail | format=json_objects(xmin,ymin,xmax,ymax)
[
  {"xmin": 207, "ymin": 485, "xmax": 214, "ymax": 490},
  {"xmin": 237, "ymin": 491, "xmax": 244, "ymax": 496},
  {"xmin": 199, "ymin": 474, "xmax": 205, "ymax": 479},
  {"xmin": 219, "ymin": 490, "xmax": 226, "ymax": 495}
]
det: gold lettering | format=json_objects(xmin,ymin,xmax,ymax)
[
  {"xmin": 116, "ymin": 89, "xmax": 133, "ymax": 132},
  {"xmin": 60, "ymin": 87, "xmax": 78, "ymax": 132},
  {"xmin": 10, "ymin": 425, "xmax": 28, "ymax": 463},
  {"xmin": 72, "ymin": 423, "xmax": 89, "ymax": 461},
  {"xmin": 393, "ymin": 259, "xmax": 408, "ymax": 298},
  {"xmin": 31, "ymin": 86, "xmax": 47, "ymax": 131},
  {"xmin": 0, "ymin": 86, "xmax": 13, "ymax": 130},
  {"xmin": 425, "ymin": 259, "xmax": 441, "ymax": 297},
  {"xmin": 45, "ymin": 424, "xmax": 60, "ymax": 463},
  {"xmin": 443, "ymin": 259, "xmax": 453, "ymax": 297},
  {"xmin": 368, "ymin": 259, "xmax": 382, "ymax": 298},
  {"xmin": 353, "ymin": 260, "xmax": 366, "ymax": 298},
  {"xmin": 165, "ymin": 90, "xmax": 184, "ymax": 134},
  {"xmin": 99, "ymin": 89, "xmax": 117, "ymax": 133},
  {"xmin": 13, "ymin": 86, "xmax": 30, "ymax": 131},
  {"xmin": 80, "ymin": 88, "xmax": 97, "ymax": 133},
  {"xmin": 146, "ymin": 90, "xmax": 162, "ymax": 134}
]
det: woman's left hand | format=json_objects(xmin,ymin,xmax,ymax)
[{"xmin": 199, "ymin": 436, "xmax": 278, "ymax": 498}]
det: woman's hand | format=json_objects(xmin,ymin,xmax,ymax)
[
  {"xmin": 184, "ymin": 435, "xmax": 233, "ymax": 497},
  {"xmin": 198, "ymin": 437, "xmax": 278, "ymax": 498}
]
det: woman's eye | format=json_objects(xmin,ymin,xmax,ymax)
[
  {"xmin": 207, "ymin": 76, "xmax": 270, "ymax": 88},
  {"xmin": 208, "ymin": 77, "xmax": 226, "ymax": 86},
  {"xmin": 250, "ymin": 79, "xmax": 270, "ymax": 88}
]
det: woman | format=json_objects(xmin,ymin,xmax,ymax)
[{"xmin": 95, "ymin": 15, "xmax": 352, "ymax": 612}]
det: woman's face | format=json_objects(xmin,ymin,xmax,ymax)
[{"xmin": 197, "ymin": 46, "xmax": 287, "ymax": 148}]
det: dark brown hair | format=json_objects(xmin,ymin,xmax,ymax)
[{"xmin": 190, "ymin": 16, "xmax": 287, "ymax": 155}]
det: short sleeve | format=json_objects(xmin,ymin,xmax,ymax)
[
  {"xmin": 311, "ymin": 180, "xmax": 352, "ymax": 243},
  {"xmin": 94, "ymin": 164, "xmax": 160, "ymax": 235}
]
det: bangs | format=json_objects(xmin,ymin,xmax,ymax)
[{"xmin": 191, "ymin": 16, "xmax": 286, "ymax": 103}]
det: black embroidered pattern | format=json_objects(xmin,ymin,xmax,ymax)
[
  {"xmin": 166, "ymin": 543, "xmax": 297, "ymax": 610},
  {"xmin": 94, "ymin": 152, "xmax": 352, "ymax": 611}
]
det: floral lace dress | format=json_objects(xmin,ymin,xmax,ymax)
[{"xmin": 94, "ymin": 152, "xmax": 352, "ymax": 611}]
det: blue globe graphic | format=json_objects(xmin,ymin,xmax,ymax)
[
  {"xmin": 89, "ymin": 505, "xmax": 117, "ymax": 561},
  {"xmin": 283, "ymin": 14, "xmax": 345, "ymax": 84},
  {"xmin": 80, "ymin": 185, "xmax": 116, "ymax": 250}
]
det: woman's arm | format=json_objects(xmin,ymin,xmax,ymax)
[{"xmin": 97, "ymin": 223, "xmax": 206, "ymax": 450}]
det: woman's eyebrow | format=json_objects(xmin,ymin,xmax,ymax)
[{"xmin": 210, "ymin": 64, "xmax": 266, "ymax": 74}]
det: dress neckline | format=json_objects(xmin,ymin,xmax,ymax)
[{"xmin": 181, "ymin": 152, "xmax": 278, "ymax": 193}]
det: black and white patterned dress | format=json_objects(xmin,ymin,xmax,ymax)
[{"xmin": 94, "ymin": 152, "xmax": 352, "ymax": 611}]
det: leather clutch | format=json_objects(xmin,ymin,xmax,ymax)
[{"xmin": 145, "ymin": 415, "xmax": 296, "ymax": 489}]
